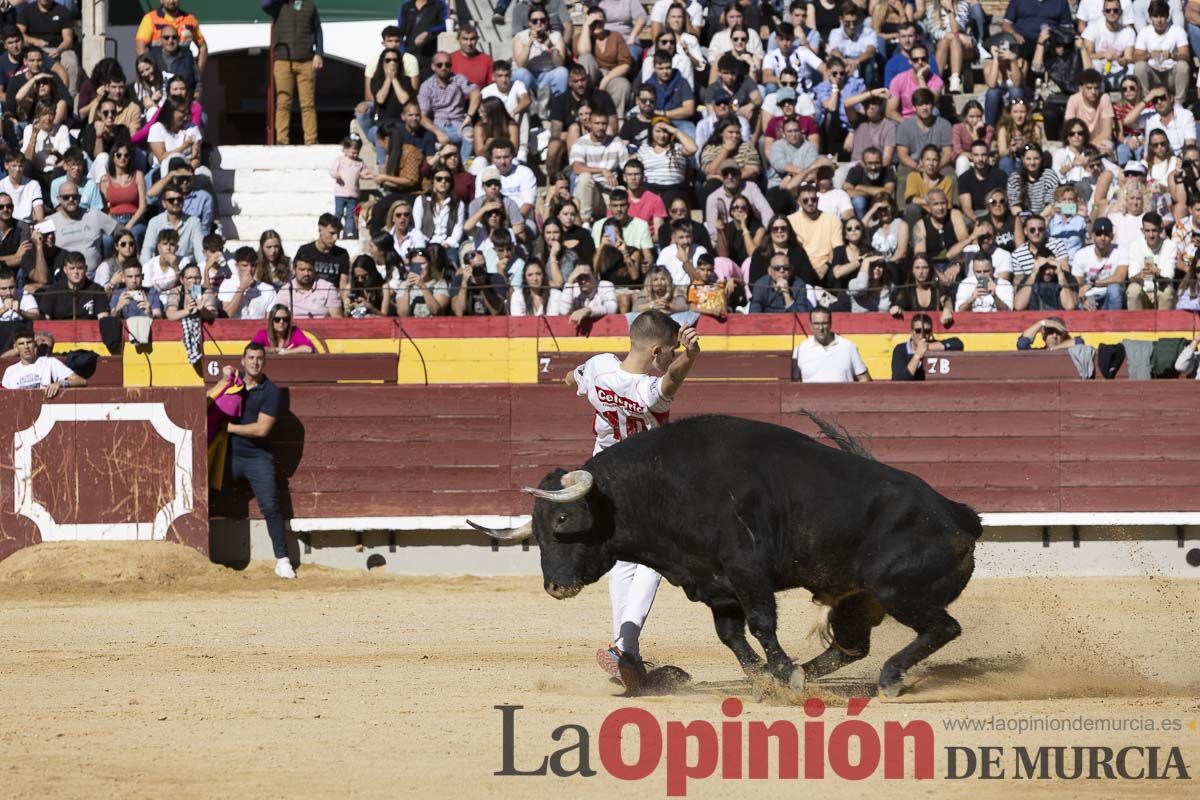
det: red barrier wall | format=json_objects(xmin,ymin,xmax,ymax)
[
  {"xmin": 223, "ymin": 382, "xmax": 1199, "ymax": 522},
  {"xmin": 0, "ymin": 388, "xmax": 208, "ymax": 562}
]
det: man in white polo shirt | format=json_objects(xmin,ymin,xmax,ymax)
[{"xmin": 792, "ymin": 307, "xmax": 871, "ymax": 382}]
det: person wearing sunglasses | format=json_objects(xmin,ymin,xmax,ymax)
[
  {"xmin": 46, "ymin": 179, "xmax": 122, "ymax": 276},
  {"xmin": 1063, "ymin": 69, "xmax": 1115, "ymax": 155},
  {"xmin": 416, "ymin": 50, "xmax": 481, "ymax": 158},
  {"xmin": 1136, "ymin": 84, "xmax": 1195, "ymax": 156},
  {"xmin": 49, "ymin": 147, "xmax": 102, "ymax": 212},
  {"xmin": 575, "ymin": 7, "xmax": 634, "ymax": 123},
  {"xmin": 413, "ymin": 163, "xmax": 466, "ymax": 265},
  {"xmin": 1080, "ymin": 0, "xmax": 1135, "ymax": 90},
  {"xmin": 891, "ymin": 312, "xmax": 963, "ymax": 380},
  {"xmin": 138, "ymin": 179, "xmax": 202, "ymax": 266},
  {"xmin": 251, "ymin": 303, "xmax": 315, "ymax": 354}
]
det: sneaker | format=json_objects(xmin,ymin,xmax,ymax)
[
  {"xmin": 596, "ymin": 646, "xmax": 647, "ymax": 693},
  {"xmin": 275, "ymin": 558, "xmax": 296, "ymax": 580},
  {"xmin": 948, "ymin": 74, "xmax": 963, "ymax": 93},
  {"xmin": 492, "ymin": 12, "xmax": 505, "ymax": 25}
]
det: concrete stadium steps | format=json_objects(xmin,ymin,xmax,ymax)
[{"xmin": 211, "ymin": 144, "xmax": 347, "ymax": 251}]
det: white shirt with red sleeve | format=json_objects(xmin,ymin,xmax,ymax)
[{"xmin": 574, "ymin": 353, "xmax": 672, "ymax": 455}]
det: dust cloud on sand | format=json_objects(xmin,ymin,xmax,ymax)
[{"xmin": 0, "ymin": 542, "xmax": 1197, "ymax": 799}]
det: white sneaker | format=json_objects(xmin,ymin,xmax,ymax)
[
  {"xmin": 275, "ymin": 558, "xmax": 296, "ymax": 580},
  {"xmin": 948, "ymin": 74, "xmax": 963, "ymax": 93}
]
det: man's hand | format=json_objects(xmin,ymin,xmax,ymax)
[
  {"xmin": 569, "ymin": 307, "xmax": 590, "ymax": 326},
  {"xmin": 44, "ymin": 381, "xmax": 62, "ymax": 399},
  {"xmin": 414, "ymin": 32, "xmax": 429, "ymax": 47},
  {"xmin": 913, "ymin": 337, "xmax": 929, "ymax": 359},
  {"xmin": 313, "ymin": 55, "xmax": 324, "ymax": 71},
  {"xmin": 677, "ymin": 323, "xmax": 700, "ymax": 356}
]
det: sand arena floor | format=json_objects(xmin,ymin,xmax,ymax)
[{"xmin": 0, "ymin": 542, "xmax": 1197, "ymax": 799}]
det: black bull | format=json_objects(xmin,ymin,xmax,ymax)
[{"xmin": 470, "ymin": 414, "xmax": 983, "ymax": 697}]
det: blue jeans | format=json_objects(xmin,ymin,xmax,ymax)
[
  {"xmin": 334, "ymin": 196, "xmax": 357, "ymax": 237},
  {"xmin": 1115, "ymin": 142, "xmax": 1143, "ymax": 167},
  {"xmin": 444, "ymin": 125, "xmax": 473, "ymax": 160},
  {"xmin": 851, "ymin": 194, "xmax": 870, "ymax": 220},
  {"xmin": 1088, "ymin": 284, "xmax": 1124, "ymax": 310},
  {"xmin": 985, "ymin": 85, "xmax": 1029, "ymax": 128},
  {"xmin": 671, "ymin": 120, "xmax": 697, "ymax": 141},
  {"xmin": 356, "ymin": 105, "xmax": 379, "ymax": 146},
  {"xmin": 968, "ymin": 4, "xmax": 988, "ymax": 45},
  {"xmin": 229, "ymin": 445, "xmax": 288, "ymax": 560},
  {"xmin": 111, "ymin": 213, "xmax": 147, "ymax": 252},
  {"xmin": 511, "ymin": 66, "xmax": 568, "ymax": 96},
  {"xmin": 1189, "ymin": 24, "xmax": 1200, "ymax": 70},
  {"xmin": 494, "ymin": 0, "xmax": 513, "ymax": 14}
]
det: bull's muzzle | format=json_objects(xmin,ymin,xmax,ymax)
[{"xmin": 545, "ymin": 582, "xmax": 582, "ymax": 600}]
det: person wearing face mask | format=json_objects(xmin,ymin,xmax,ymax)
[{"xmin": 1046, "ymin": 185, "xmax": 1088, "ymax": 268}]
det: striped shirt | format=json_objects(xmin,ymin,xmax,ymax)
[
  {"xmin": 637, "ymin": 143, "xmax": 688, "ymax": 186},
  {"xmin": 1006, "ymin": 169, "xmax": 1059, "ymax": 215},
  {"xmin": 569, "ymin": 134, "xmax": 629, "ymax": 190},
  {"xmin": 1010, "ymin": 239, "xmax": 1068, "ymax": 279}
]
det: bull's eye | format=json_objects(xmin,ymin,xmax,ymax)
[{"xmin": 556, "ymin": 513, "xmax": 568, "ymax": 524}]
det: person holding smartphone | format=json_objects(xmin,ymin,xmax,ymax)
[
  {"xmin": 110, "ymin": 261, "xmax": 164, "ymax": 319},
  {"xmin": 166, "ymin": 262, "xmax": 218, "ymax": 321}
]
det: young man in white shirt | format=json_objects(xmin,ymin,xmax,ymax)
[
  {"xmin": 955, "ymin": 253, "xmax": 1015, "ymax": 312},
  {"xmin": 793, "ymin": 306, "xmax": 871, "ymax": 382},
  {"xmin": 1132, "ymin": 2, "xmax": 1191, "ymax": 100},
  {"xmin": 0, "ymin": 268, "xmax": 39, "ymax": 322},
  {"xmin": 1072, "ymin": 217, "xmax": 1130, "ymax": 309},
  {"xmin": 1, "ymin": 327, "xmax": 86, "ymax": 397},
  {"xmin": 655, "ymin": 217, "xmax": 707, "ymax": 285},
  {"xmin": 564, "ymin": 310, "xmax": 701, "ymax": 693},
  {"xmin": 1125, "ymin": 211, "xmax": 1178, "ymax": 308},
  {"xmin": 1081, "ymin": 0, "xmax": 1137, "ymax": 89}
]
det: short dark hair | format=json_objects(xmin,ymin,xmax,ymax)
[
  {"xmin": 810, "ymin": 305, "xmax": 833, "ymax": 321},
  {"xmin": 1, "ymin": 26, "xmax": 22, "ymax": 42},
  {"xmin": 777, "ymin": 22, "xmax": 795, "ymax": 38},
  {"xmin": 202, "ymin": 233, "xmax": 225, "ymax": 253},
  {"xmin": 623, "ymin": 159, "xmax": 644, "ymax": 174},
  {"xmin": 653, "ymin": 49, "xmax": 673, "ymax": 65},
  {"xmin": 318, "ymin": 212, "xmax": 343, "ymax": 230},
  {"xmin": 1142, "ymin": 212, "xmax": 1164, "ymax": 228},
  {"xmin": 1079, "ymin": 68, "xmax": 1103, "ymax": 87},
  {"xmin": 718, "ymin": 53, "xmax": 740, "ymax": 73},
  {"xmin": 156, "ymin": 228, "xmax": 180, "ymax": 245},
  {"xmin": 608, "ymin": 187, "xmax": 628, "ymax": 203},
  {"xmin": 381, "ymin": 24, "xmax": 402, "ymax": 39},
  {"xmin": 12, "ymin": 325, "xmax": 34, "ymax": 342},
  {"xmin": 0, "ymin": 267, "xmax": 15, "ymax": 283},
  {"xmin": 629, "ymin": 309, "xmax": 680, "ymax": 349},
  {"xmin": 492, "ymin": 59, "xmax": 511, "ymax": 72},
  {"xmin": 670, "ymin": 218, "xmax": 691, "ymax": 234},
  {"xmin": 911, "ymin": 88, "xmax": 936, "ymax": 107},
  {"xmin": 490, "ymin": 138, "xmax": 515, "ymax": 155},
  {"xmin": 1148, "ymin": 0, "xmax": 1170, "ymax": 17},
  {"xmin": 63, "ymin": 251, "xmax": 86, "ymax": 268},
  {"xmin": 244, "ymin": 341, "xmax": 267, "ymax": 356},
  {"xmin": 234, "ymin": 246, "xmax": 257, "ymax": 264}
]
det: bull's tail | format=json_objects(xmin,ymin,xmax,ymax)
[
  {"xmin": 807, "ymin": 601, "xmax": 834, "ymax": 648},
  {"xmin": 801, "ymin": 409, "xmax": 875, "ymax": 461}
]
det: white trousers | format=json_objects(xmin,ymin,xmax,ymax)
[{"xmin": 608, "ymin": 560, "xmax": 661, "ymax": 659}]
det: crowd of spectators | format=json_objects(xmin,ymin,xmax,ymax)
[{"xmin": 327, "ymin": 0, "xmax": 1200, "ymax": 326}]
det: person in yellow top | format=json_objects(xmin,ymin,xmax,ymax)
[
  {"xmin": 135, "ymin": 0, "xmax": 208, "ymax": 76},
  {"xmin": 904, "ymin": 144, "xmax": 955, "ymax": 222}
]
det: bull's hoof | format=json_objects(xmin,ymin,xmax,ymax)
[
  {"xmin": 878, "ymin": 679, "xmax": 905, "ymax": 698},
  {"xmin": 788, "ymin": 667, "xmax": 807, "ymax": 691}
]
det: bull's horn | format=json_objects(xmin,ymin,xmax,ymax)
[
  {"xmin": 467, "ymin": 519, "xmax": 534, "ymax": 541},
  {"xmin": 524, "ymin": 470, "xmax": 594, "ymax": 503}
]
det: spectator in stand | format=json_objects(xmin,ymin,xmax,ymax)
[
  {"xmin": 1012, "ymin": 247, "xmax": 1080, "ymax": 310},
  {"xmin": 511, "ymin": 7, "xmax": 568, "ymax": 112},
  {"xmin": 621, "ymin": 160, "xmax": 666, "ymax": 235},
  {"xmin": 848, "ymin": 252, "xmax": 895, "ymax": 313},
  {"xmin": 693, "ymin": 89, "xmax": 752, "ymax": 157},
  {"xmin": 570, "ymin": 109, "xmax": 628, "ymax": 224},
  {"xmin": 883, "ymin": 22, "xmax": 941, "ymax": 89},
  {"xmin": 110, "ymin": 261, "xmax": 164, "ymax": 320},
  {"xmin": 1115, "ymin": 78, "xmax": 1146, "ymax": 166},
  {"xmin": 1007, "ymin": 143, "xmax": 1059, "ymax": 216},
  {"xmin": 36, "ymin": 251, "xmax": 109, "ymax": 320},
  {"xmin": 927, "ymin": 0, "xmax": 976, "ymax": 94},
  {"xmin": 471, "ymin": 97, "xmax": 520, "ymax": 161},
  {"xmin": 356, "ymin": 48, "xmax": 410, "ymax": 145},
  {"xmin": 762, "ymin": 84, "xmax": 819, "ymax": 155},
  {"xmin": 140, "ymin": 181, "xmax": 201, "ymax": 266},
  {"xmin": 546, "ymin": 66, "xmax": 617, "ymax": 176},
  {"xmin": 1064, "ymin": 69, "xmax": 1115, "ymax": 154},
  {"xmin": 1073, "ymin": 217, "xmax": 1129, "ymax": 309},
  {"xmin": 1082, "ymin": 0, "xmax": 1136, "ymax": 90},
  {"xmin": 827, "ymin": 4, "xmax": 880, "ymax": 88},
  {"xmin": 148, "ymin": 160, "xmax": 213, "ymax": 240},
  {"xmin": 889, "ymin": 255, "xmax": 955, "ymax": 324},
  {"xmin": 1016, "ymin": 316, "xmax": 1081, "ymax": 349},
  {"xmin": 700, "ymin": 119, "xmax": 763, "ymax": 196},
  {"xmin": 788, "ymin": 183, "xmax": 842, "ymax": 278},
  {"xmin": 146, "ymin": 15, "xmax": 200, "ymax": 98},
  {"xmin": 848, "ymin": 93, "xmax": 896, "ymax": 167},
  {"xmin": 262, "ymin": 0, "xmax": 324, "ymax": 146},
  {"xmin": 98, "ymin": 143, "xmax": 147, "ymax": 245},
  {"xmin": 277, "ymin": 253, "xmax": 343, "ymax": 319},
  {"xmin": 135, "ymin": 0, "xmax": 206, "ymax": 72},
  {"xmin": 712, "ymin": 195, "xmax": 764, "ymax": 270},
  {"xmin": 705, "ymin": 156, "xmax": 773, "ymax": 238},
  {"xmin": 0, "ymin": 267, "xmax": 40, "ymax": 321},
  {"xmin": 844, "ymin": 147, "xmax": 897, "ymax": 221},
  {"xmin": 330, "ymin": 135, "xmax": 366, "ymax": 239},
  {"xmin": 142, "ymin": 227, "xmax": 186, "ymax": 294},
  {"xmin": 82, "ymin": 66, "xmax": 142, "ymax": 139},
  {"xmin": 887, "ymin": 44, "xmax": 943, "ymax": 122},
  {"xmin": 49, "ymin": 182, "xmax": 119, "ymax": 275},
  {"xmin": 163, "ymin": 262, "xmax": 217, "ymax": 322},
  {"xmin": 905, "ymin": 145, "xmax": 956, "ymax": 221},
  {"xmin": 633, "ymin": 264, "xmax": 686, "ymax": 314},
  {"xmin": 708, "ymin": 4, "xmax": 763, "ymax": 64},
  {"xmin": 656, "ymin": 195, "xmax": 712, "ymax": 255},
  {"xmin": 398, "ymin": 0, "xmax": 447, "ymax": 77},
  {"xmin": 451, "ymin": 244, "xmax": 508, "ymax": 316},
  {"xmin": 0, "ymin": 151, "xmax": 42, "ymax": 224},
  {"xmin": 642, "ymin": 49, "xmax": 696, "ymax": 140},
  {"xmin": 0, "ymin": 26, "xmax": 25, "ymax": 105},
  {"xmin": 1007, "ymin": 213, "xmax": 1068, "ymax": 283},
  {"xmin": 4, "ymin": 46, "xmax": 65, "ymax": 125},
  {"xmin": 391, "ymin": 245, "xmax": 448, "ymax": 317},
  {"xmin": 509, "ymin": 258, "xmax": 561, "ymax": 317},
  {"xmin": 982, "ymin": 36, "xmax": 1028, "ymax": 129},
  {"xmin": 746, "ymin": 213, "xmax": 813, "ymax": 286},
  {"xmin": 955, "ymin": 252, "xmax": 1013, "ymax": 312},
  {"xmin": 220, "ymin": 247, "xmax": 277, "ymax": 320},
  {"xmin": 20, "ymin": 225, "xmax": 61, "ymax": 290},
  {"xmin": 576, "ymin": 7, "xmax": 634, "ymax": 123},
  {"xmin": 621, "ymin": 86, "xmax": 658, "ymax": 149},
  {"xmin": 202, "ymin": 233, "xmax": 234, "ymax": 292},
  {"xmin": 474, "ymin": 139, "xmax": 536, "ymax": 220},
  {"xmin": 1109, "ymin": 164, "xmax": 1151, "ymax": 245},
  {"xmin": 1175, "ymin": 255, "xmax": 1200, "ymax": 311},
  {"xmin": 865, "ymin": 196, "xmax": 910, "ymax": 266},
  {"xmin": 704, "ymin": 54, "xmax": 762, "ymax": 124},
  {"xmin": 1125, "ymin": 211, "xmax": 1177, "ymax": 309},
  {"xmin": 913, "ymin": 188, "xmax": 971, "ymax": 286},
  {"xmin": 895, "ymin": 89, "xmax": 953, "ymax": 198},
  {"xmin": 131, "ymin": 54, "xmax": 164, "ymax": 118},
  {"xmin": 994, "ymin": 96, "xmax": 1041, "ymax": 174},
  {"xmin": 253, "ymin": 303, "xmax": 315, "ymax": 353},
  {"xmin": 551, "ymin": 261, "xmax": 618, "ymax": 326},
  {"xmin": 450, "ymin": 23, "xmax": 491, "ymax": 89},
  {"xmin": 0, "ymin": 190, "xmax": 30, "ymax": 269},
  {"xmin": 1133, "ymin": 1, "xmax": 1190, "ymax": 100},
  {"xmin": 951, "ymin": 101, "xmax": 992, "ymax": 176},
  {"xmin": 293, "ymin": 212, "xmax": 349, "ymax": 295},
  {"xmin": 793, "ymin": 306, "xmax": 870, "ymax": 381},
  {"xmin": 1, "ymin": 326, "xmax": 84, "ymax": 395},
  {"xmin": 891, "ymin": 312, "xmax": 964, "ymax": 380},
  {"xmin": 1046, "ymin": 184, "xmax": 1089, "ymax": 267},
  {"xmin": 593, "ymin": 188, "xmax": 654, "ymax": 264},
  {"xmin": 418, "ymin": 51, "xmax": 480, "ymax": 157},
  {"xmin": 750, "ymin": 250, "xmax": 810, "ymax": 313},
  {"xmin": 767, "ymin": 116, "xmax": 822, "ymax": 198},
  {"xmin": 654, "ymin": 217, "xmax": 706, "ymax": 286},
  {"xmin": 957, "ymin": 140, "xmax": 1007, "ymax": 220},
  {"xmin": 17, "ymin": 0, "xmax": 78, "ymax": 94},
  {"xmin": 1001, "ymin": 0, "xmax": 1072, "ymax": 62},
  {"xmin": 413, "ymin": 164, "xmax": 466, "ymax": 262},
  {"xmin": 509, "ymin": 0, "xmax": 574, "ymax": 43},
  {"xmin": 644, "ymin": 14, "xmax": 706, "ymax": 87},
  {"xmin": 813, "ymin": 59, "xmax": 870, "ymax": 158},
  {"xmin": 1173, "ymin": 194, "xmax": 1200, "ymax": 267},
  {"xmin": 252, "ymin": 230, "xmax": 289, "ymax": 288},
  {"xmin": 1137, "ymin": 85, "xmax": 1197, "ymax": 154},
  {"xmin": 147, "ymin": 98, "xmax": 202, "ymax": 177}
]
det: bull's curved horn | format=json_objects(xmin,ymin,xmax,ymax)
[
  {"xmin": 467, "ymin": 519, "xmax": 534, "ymax": 541},
  {"xmin": 523, "ymin": 470, "xmax": 594, "ymax": 503}
]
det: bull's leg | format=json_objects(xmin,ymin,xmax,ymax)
[
  {"xmin": 710, "ymin": 602, "xmax": 763, "ymax": 674},
  {"xmin": 800, "ymin": 592, "xmax": 886, "ymax": 681},
  {"xmin": 731, "ymin": 587, "xmax": 799, "ymax": 686},
  {"xmin": 876, "ymin": 605, "xmax": 962, "ymax": 697}
]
